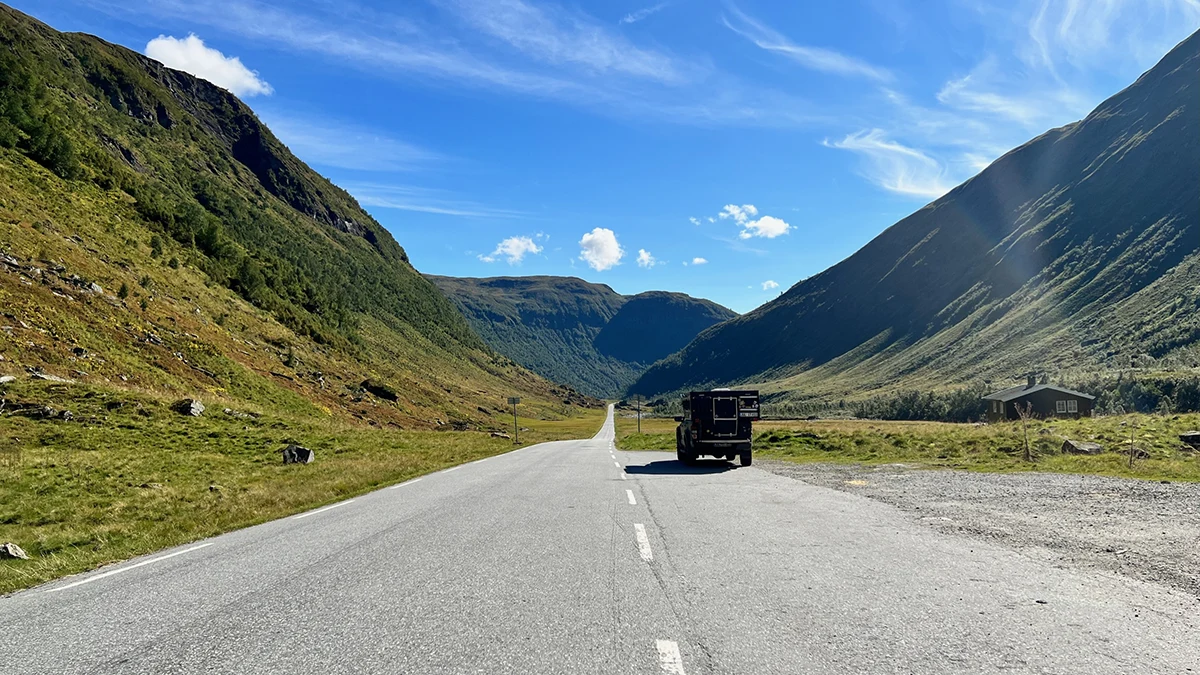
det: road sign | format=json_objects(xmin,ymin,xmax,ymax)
[{"xmin": 507, "ymin": 397, "xmax": 521, "ymax": 404}]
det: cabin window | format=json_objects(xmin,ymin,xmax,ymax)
[
  {"xmin": 992, "ymin": 401, "xmax": 999, "ymax": 413},
  {"xmin": 1067, "ymin": 399, "xmax": 1078, "ymax": 413},
  {"xmin": 1055, "ymin": 400, "xmax": 1068, "ymax": 414}
]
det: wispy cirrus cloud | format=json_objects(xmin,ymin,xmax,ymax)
[
  {"xmin": 824, "ymin": 129, "xmax": 955, "ymax": 200},
  {"xmin": 438, "ymin": 0, "xmax": 688, "ymax": 84},
  {"xmin": 831, "ymin": 0, "xmax": 1200, "ymax": 200},
  {"xmin": 620, "ymin": 2, "xmax": 668, "ymax": 24},
  {"xmin": 92, "ymin": 0, "xmax": 821, "ymax": 128},
  {"xmin": 255, "ymin": 110, "xmax": 444, "ymax": 172},
  {"xmin": 343, "ymin": 183, "xmax": 526, "ymax": 219},
  {"xmin": 722, "ymin": 5, "xmax": 891, "ymax": 82}
]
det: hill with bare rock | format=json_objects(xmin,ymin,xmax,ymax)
[{"xmin": 633, "ymin": 29, "xmax": 1200, "ymax": 401}]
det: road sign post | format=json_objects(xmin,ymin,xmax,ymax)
[{"xmin": 507, "ymin": 397, "xmax": 521, "ymax": 444}]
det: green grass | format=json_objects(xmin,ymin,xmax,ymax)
[
  {"xmin": 0, "ymin": 382, "xmax": 605, "ymax": 595},
  {"xmin": 615, "ymin": 413, "xmax": 1200, "ymax": 482}
]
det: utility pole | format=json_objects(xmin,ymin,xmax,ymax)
[
  {"xmin": 637, "ymin": 395, "xmax": 641, "ymax": 434},
  {"xmin": 508, "ymin": 397, "xmax": 521, "ymax": 444}
]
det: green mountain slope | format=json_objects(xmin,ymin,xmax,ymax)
[
  {"xmin": 428, "ymin": 275, "xmax": 737, "ymax": 397},
  {"xmin": 0, "ymin": 4, "xmax": 589, "ymax": 426},
  {"xmin": 633, "ymin": 30, "xmax": 1200, "ymax": 400}
]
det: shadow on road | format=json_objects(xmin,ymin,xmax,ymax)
[{"xmin": 623, "ymin": 459, "xmax": 738, "ymax": 475}]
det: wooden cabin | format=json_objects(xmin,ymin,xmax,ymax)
[{"xmin": 982, "ymin": 377, "xmax": 1095, "ymax": 422}]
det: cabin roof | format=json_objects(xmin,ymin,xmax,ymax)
[{"xmin": 981, "ymin": 384, "xmax": 1096, "ymax": 402}]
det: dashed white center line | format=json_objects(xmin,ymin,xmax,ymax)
[
  {"xmin": 656, "ymin": 640, "xmax": 686, "ymax": 674},
  {"xmin": 620, "ymin": 472, "xmax": 627, "ymax": 480},
  {"xmin": 45, "ymin": 543, "xmax": 213, "ymax": 593},
  {"xmin": 626, "ymin": 489, "xmax": 637, "ymax": 505},
  {"xmin": 387, "ymin": 478, "xmax": 422, "ymax": 490},
  {"xmin": 634, "ymin": 523, "xmax": 653, "ymax": 561},
  {"xmin": 293, "ymin": 499, "xmax": 356, "ymax": 520},
  {"xmin": 614, "ymin": 461, "xmax": 621, "ymax": 468}
]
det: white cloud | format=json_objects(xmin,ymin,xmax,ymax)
[
  {"xmin": 636, "ymin": 249, "xmax": 657, "ymax": 268},
  {"xmin": 719, "ymin": 204, "xmax": 758, "ymax": 224},
  {"xmin": 691, "ymin": 257, "xmax": 708, "ymax": 265},
  {"xmin": 620, "ymin": 2, "xmax": 668, "ymax": 24},
  {"xmin": 739, "ymin": 215, "xmax": 791, "ymax": 239},
  {"xmin": 824, "ymin": 129, "xmax": 955, "ymax": 199},
  {"xmin": 762, "ymin": 280, "xmax": 779, "ymax": 290},
  {"xmin": 722, "ymin": 5, "xmax": 891, "ymax": 81},
  {"xmin": 145, "ymin": 34, "xmax": 272, "ymax": 96},
  {"xmin": 479, "ymin": 235, "xmax": 543, "ymax": 264},
  {"xmin": 717, "ymin": 204, "xmax": 790, "ymax": 239},
  {"xmin": 579, "ymin": 228, "xmax": 624, "ymax": 271},
  {"xmin": 707, "ymin": 216, "xmax": 715, "ymax": 223},
  {"xmin": 688, "ymin": 216, "xmax": 701, "ymax": 226}
]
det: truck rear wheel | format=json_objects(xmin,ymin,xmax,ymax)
[
  {"xmin": 739, "ymin": 450, "xmax": 752, "ymax": 467},
  {"xmin": 677, "ymin": 448, "xmax": 695, "ymax": 464}
]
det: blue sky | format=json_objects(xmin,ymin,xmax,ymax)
[{"xmin": 22, "ymin": 0, "xmax": 1200, "ymax": 312}]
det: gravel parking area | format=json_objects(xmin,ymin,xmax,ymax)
[{"xmin": 759, "ymin": 460, "xmax": 1200, "ymax": 599}]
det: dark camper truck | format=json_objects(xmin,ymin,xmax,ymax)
[{"xmin": 674, "ymin": 390, "xmax": 760, "ymax": 466}]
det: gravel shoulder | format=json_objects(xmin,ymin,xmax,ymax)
[{"xmin": 759, "ymin": 460, "xmax": 1200, "ymax": 599}]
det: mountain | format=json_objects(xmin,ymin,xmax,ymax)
[
  {"xmin": 428, "ymin": 275, "xmax": 737, "ymax": 397},
  {"xmin": 0, "ymin": 4, "xmax": 592, "ymax": 426},
  {"xmin": 633, "ymin": 30, "xmax": 1200, "ymax": 400}
]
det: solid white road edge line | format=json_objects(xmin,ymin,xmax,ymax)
[
  {"xmin": 656, "ymin": 640, "xmax": 686, "ymax": 674},
  {"xmin": 293, "ymin": 499, "xmax": 356, "ymax": 520},
  {"xmin": 387, "ymin": 478, "xmax": 423, "ymax": 490},
  {"xmin": 45, "ymin": 543, "xmax": 214, "ymax": 593},
  {"xmin": 626, "ymin": 489, "xmax": 637, "ymax": 505},
  {"xmin": 634, "ymin": 523, "xmax": 653, "ymax": 561}
]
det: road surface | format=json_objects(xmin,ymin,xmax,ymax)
[{"xmin": 2, "ymin": 406, "xmax": 1197, "ymax": 673}]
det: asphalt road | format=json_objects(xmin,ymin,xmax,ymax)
[{"xmin": 2, "ymin": 406, "xmax": 1197, "ymax": 673}]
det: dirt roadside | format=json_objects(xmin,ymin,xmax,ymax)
[{"xmin": 759, "ymin": 460, "xmax": 1200, "ymax": 599}]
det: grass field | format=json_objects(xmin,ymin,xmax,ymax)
[
  {"xmin": 616, "ymin": 412, "xmax": 1200, "ymax": 483},
  {"xmin": 0, "ymin": 381, "xmax": 605, "ymax": 595}
]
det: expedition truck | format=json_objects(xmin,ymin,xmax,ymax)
[{"xmin": 674, "ymin": 390, "xmax": 760, "ymax": 466}]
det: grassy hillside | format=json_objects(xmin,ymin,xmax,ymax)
[
  {"xmin": 633, "ymin": 29, "xmax": 1200, "ymax": 402},
  {"xmin": 429, "ymin": 275, "xmax": 736, "ymax": 398},
  {"xmin": 0, "ymin": 4, "xmax": 594, "ymax": 426}
]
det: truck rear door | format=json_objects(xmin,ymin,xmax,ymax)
[{"xmin": 711, "ymin": 395, "xmax": 739, "ymax": 437}]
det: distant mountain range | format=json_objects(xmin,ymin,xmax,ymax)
[
  {"xmin": 633, "ymin": 29, "xmax": 1200, "ymax": 400},
  {"xmin": 429, "ymin": 276, "xmax": 736, "ymax": 397}
]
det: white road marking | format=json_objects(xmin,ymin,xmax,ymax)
[
  {"xmin": 293, "ymin": 499, "xmax": 356, "ymax": 520},
  {"xmin": 626, "ymin": 489, "xmax": 637, "ymax": 505},
  {"xmin": 634, "ymin": 523, "xmax": 653, "ymax": 561},
  {"xmin": 45, "ymin": 543, "xmax": 213, "ymax": 593},
  {"xmin": 444, "ymin": 466, "xmax": 461, "ymax": 473},
  {"xmin": 621, "ymin": 472, "xmax": 627, "ymax": 480},
  {"xmin": 387, "ymin": 478, "xmax": 422, "ymax": 490},
  {"xmin": 656, "ymin": 640, "xmax": 686, "ymax": 674},
  {"xmin": 614, "ymin": 461, "xmax": 621, "ymax": 468}
]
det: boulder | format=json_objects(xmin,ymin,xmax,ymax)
[
  {"xmin": 0, "ymin": 375, "xmax": 15, "ymax": 384},
  {"xmin": 173, "ymin": 399, "xmax": 205, "ymax": 417},
  {"xmin": 0, "ymin": 542, "xmax": 29, "ymax": 560},
  {"xmin": 490, "ymin": 432, "xmax": 511, "ymax": 439},
  {"xmin": 1180, "ymin": 431, "xmax": 1200, "ymax": 449},
  {"xmin": 1061, "ymin": 439, "xmax": 1103, "ymax": 455},
  {"xmin": 282, "ymin": 444, "xmax": 315, "ymax": 464}
]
